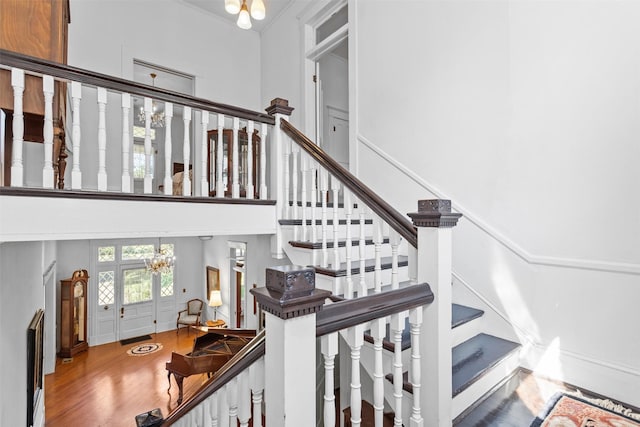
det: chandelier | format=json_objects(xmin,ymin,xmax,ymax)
[
  {"xmin": 145, "ymin": 248, "xmax": 175, "ymax": 275},
  {"xmin": 137, "ymin": 73, "xmax": 165, "ymax": 128},
  {"xmin": 225, "ymin": 0, "xmax": 265, "ymax": 30}
]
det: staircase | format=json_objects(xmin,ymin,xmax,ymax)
[{"xmin": 280, "ymin": 201, "xmax": 522, "ymax": 423}]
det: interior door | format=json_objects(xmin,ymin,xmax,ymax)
[{"xmin": 119, "ymin": 266, "xmax": 155, "ymax": 340}]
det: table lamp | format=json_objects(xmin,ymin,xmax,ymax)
[{"xmin": 209, "ymin": 290, "xmax": 223, "ymax": 320}]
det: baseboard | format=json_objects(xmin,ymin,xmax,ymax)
[{"xmin": 522, "ymin": 343, "xmax": 640, "ymax": 409}]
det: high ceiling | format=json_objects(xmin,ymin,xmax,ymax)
[{"xmin": 181, "ymin": 0, "xmax": 294, "ymax": 33}]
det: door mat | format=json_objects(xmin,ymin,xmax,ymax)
[
  {"xmin": 120, "ymin": 334, "xmax": 152, "ymax": 346},
  {"xmin": 531, "ymin": 392, "xmax": 640, "ymax": 426},
  {"xmin": 127, "ymin": 343, "xmax": 163, "ymax": 357}
]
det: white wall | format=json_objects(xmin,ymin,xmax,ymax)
[{"xmin": 262, "ymin": 0, "xmax": 640, "ymax": 406}]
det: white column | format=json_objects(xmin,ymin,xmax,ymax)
[
  {"xmin": 201, "ymin": 110, "xmax": 210, "ymax": 196},
  {"xmin": 249, "ymin": 358, "xmax": 264, "ymax": 427},
  {"xmin": 70, "ymin": 81, "xmax": 83, "ymax": 189},
  {"xmin": 10, "ymin": 68, "xmax": 25, "ymax": 187},
  {"xmin": 182, "ymin": 106, "xmax": 192, "ymax": 196},
  {"xmin": 97, "ymin": 87, "xmax": 108, "ymax": 191},
  {"xmin": 231, "ymin": 117, "xmax": 239, "ymax": 198},
  {"xmin": 409, "ymin": 308, "xmax": 424, "ymax": 427},
  {"xmin": 42, "ymin": 75, "xmax": 55, "ymax": 188},
  {"xmin": 163, "ymin": 103, "xmax": 174, "ymax": 195},
  {"xmin": 246, "ymin": 120, "xmax": 255, "ymax": 199},
  {"xmin": 216, "ymin": 114, "xmax": 225, "ymax": 197},
  {"xmin": 121, "ymin": 93, "xmax": 132, "ymax": 193},
  {"xmin": 143, "ymin": 97, "xmax": 153, "ymax": 194},
  {"xmin": 331, "ymin": 176, "xmax": 341, "ymax": 269},
  {"xmin": 321, "ymin": 333, "xmax": 338, "ymax": 427},
  {"xmin": 259, "ymin": 123, "xmax": 268, "ymax": 199}
]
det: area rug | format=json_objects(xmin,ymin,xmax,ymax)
[
  {"xmin": 126, "ymin": 343, "xmax": 163, "ymax": 356},
  {"xmin": 120, "ymin": 334, "xmax": 152, "ymax": 346},
  {"xmin": 531, "ymin": 392, "xmax": 640, "ymax": 427}
]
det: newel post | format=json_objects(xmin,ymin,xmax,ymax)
[
  {"xmin": 265, "ymin": 98, "xmax": 294, "ymax": 259},
  {"xmin": 408, "ymin": 200, "xmax": 462, "ymax": 427},
  {"xmin": 251, "ymin": 266, "xmax": 331, "ymax": 427}
]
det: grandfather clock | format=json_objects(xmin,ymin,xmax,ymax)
[{"xmin": 59, "ymin": 269, "xmax": 89, "ymax": 358}]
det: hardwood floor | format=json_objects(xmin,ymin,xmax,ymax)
[{"xmin": 45, "ymin": 329, "xmax": 208, "ymax": 427}]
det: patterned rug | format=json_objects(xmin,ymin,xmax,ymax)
[
  {"xmin": 531, "ymin": 392, "xmax": 640, "ymax": 427},
  {"xmin": 126, "ymin": 343, "xmax": 163, "ymax": 356}
]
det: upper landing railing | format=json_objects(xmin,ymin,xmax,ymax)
[{"xmin": 0, "ymin": 49, "xmax": 275, "ymax": 200}]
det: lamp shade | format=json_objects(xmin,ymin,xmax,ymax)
[
  {"xmin": 209, "ymin": 290, "xmax": 223, "ymax": 308},
  {"xmin": 225, "ymin": 0, "xmax": 241, "ymax": 14},
  {"xmin": 251, "ymin": 0, "xmax": 266, "ymax": 20},
  {"xmin": 237, "ymin": 3, "xmax": 252, "ymax": 30}
]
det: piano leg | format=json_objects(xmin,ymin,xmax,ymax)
[{"xmin": 175, "ymin": 374, "xmax": 185, "ymax": 405}]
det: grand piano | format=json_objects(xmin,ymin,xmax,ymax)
[{"xmin": 166, "ymin": 327, "xmax": 256, "ymax": 404}]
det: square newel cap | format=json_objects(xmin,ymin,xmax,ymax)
[
  {"xmin": 265, "ymin": 98, "xmax": 294, "ymax": 116},
  {"xmin": 251, "ymin": 265, "xmax": 331, "ymax": 320},
  {"xmin": 407, "ymin": 199, "xmax": 462, "ymax": 228}
]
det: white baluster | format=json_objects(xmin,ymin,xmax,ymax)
[
  {"xmin": 227, "ymin": 377, "xmax": 238, "ymax": 426},
  {"xmin": 201, "ymin": 110, "xmax": 210, "ymax": 196},
  {"xmin": 371, "ymin": 318, "xmax": 386, "ymax": 427},
  {"xmin": 97, "ymin": 87, "xmax": 108, "ymax": 191},
  {"xmin": 209, "ymin": 390, "xmax": 219, "ymax": 427},
  {"xmin": 231, "ymin": 117, "xmax": 239, "ymax": 198},
  {"xmin": 193, "ymin": 402, "xmax": 205, "ymax": 427},
  {"xmin": 238, "ymin": 370, "xmax": 251, "ymax": 427},
  {"xmin": 246, "ymin": 120, "xmax": 255, "ymax": 199},
  {"xmin": 409, "ymin": 308, "xmax": 424, "ymax": 427},
  {"xmin": 216, "ymin": 114, "xmax": 225, "ymax": 197},
  {"xmin": 373, "ymin": 215, "xmax": 383, "ymax": 293},
  {"xmin": 391, "ymin": 313, "xmax": 406, "ymax": 427},
  {"xmin": 408, "ymin": 245, "xmax": 418, "ymax": 285},
  {"xmin": 291, "ymin": 143, "xmax": 299, "ymax": 220},
  {"xmin": 283, "ymin": 136, "xmax": 291, "ymax": 218},
  {"xmin": 163, "ymin": 103, "xmax": 173, "ymax": 195},
  {"xmin": 219, "ymin": 386, "xmax": 230, "ymax": 427},
  {"xmin": 143, "ymin": 97, "xmax": 153, "ymax": 194},
  {"xmin": 259, "ymin": 123, "xmax": 268, "ymax": 199},
  {"xmin": 202, "ymin": 399, "xmax": 212, "ymax": 427},
  {"xmin": 182, "ymin": 106, "xmax": 192, "ymax": 196},
  {"xmin": 390, "ymin": 230, "xmax": 402, "ymax": 289},
  {"xmin": 71, "ymin": 81, "xmax": 82, "ymax": 189},
  {"xmin": 344, "ymin": 191, "xmax": 354, "ymax": 299},
  {"xmin": 10, "ymin": 68, "xmax": 24, "ymax": 187},
  {"xmin": 321, "ymin": 333, "xmax": 338, "ymax": 427},
  {"xmin": 310, "ymin": 161, "xmax": 318, "ymax": 242},
  {"xmin": 320, "ymin": 168, "xmax": 329, "ymax": 268},
  {"xmin": 42, "ymin": 75, "xmax": 54, "ymax": 188},
  {"xmin": 300, "ymin": 153, "xmax": 309, "ymax": 241},
  {"xmin": 347, "ymin": 325, "xmax": 365, "ymax": 427},
  {"xmin": 121, "ymin": 93, "xmax": 132, "ymax": 193},
  {"xmin": 359, "ymin": 205, "xmax": 367, "ymax": 297},
  {"xmin": 331, "ymin": 176, "xmax": 341, "ymax": 269},
  {"xmin": 250, "ymin": 358, "xmax": 264, "ymax": 427}
]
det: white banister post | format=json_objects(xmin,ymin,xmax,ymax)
[
  {"xmin": 216, "ymin": 114, "xmax": 225, "ymax": 197},
  {"xmin": 265, "ymin": 99, "xmax": 294, "ymax": 258},
  {"xmin": 320, "ymin": 168, "xmax": 329, "ymax": 268},
  {"xmin": 300, "ymin": 152, "xmax": 309, "ymax": 241},
  {"xmin": 345, "ymin": 324, "xmax": 365, "ymax": 427},
  {"xmin": 121, "ymin": 93, "xmax": 132, "ymax": 193},
  {"xmin": 373, "ymin": 214, "xmax": 383, "ymax": 293},
  {"xmin": 390, "ymin": 312, "xmax": 406, "ymax": 427},
  {"xmin": 231, "ymin": 117, "xmax": 240, "ymax": 198},
  {"xmin": 321, "ymin": 332, "xmax": 338, "ymax": 427},
  {"xmin": 246, "ymin": 120, "xmax": 255, "ymax": 199},
  {"xmin": 370, "ymin": 318, "xmax": 386, "ymax": 427},
  {"xmin": 70, "ymin": 81, "xmax": 82, "ymax": 189},
  {"xmin": 407, "ymin": 200, "xmax": 462, "ymax": 427},
  {"xmin": 249, "ymin": 358, "xmax": 264, "ymax": 427},
  {"xmin": 344, "ymin": 191, "xmax": 354, "ymax": 299},
  {"xmin": 208, "ymin": 390, "xmax": 219, "ymax": 427},
  {"xmin": 331, "ymin": 176, "xmax": 341, "ymax": 269},
  {"xmin": 227, "ymin": 377, "xmax": 239, "ymax": 426},
  {"xmin": 97, "ymin": 87, "xmax": 108, "ymax": 191},
  {"xmin": 251, "ymin": 266, "xmax": 331, "ymax": 427},
  {"xmin": 259, "ymin": 123, "xmax": 268, "ymax": 199},
  {"xmin": 143, "ymin": 97, "xmax": 153, "ymax": 194},
  {"xmin": 291, "ymin": 143, "xmax": 299, "ymax": 218},
  {"xmin": 201, "ymin": 110, "xmax": 210, "ymax": 196},
  {"xmin": 163, "ymin": 103, "xmax": 173, "ymax": 195},
  {"xmin": 409, "ymin": 308, "xmax": 424, "ymax": 427},
  {"xmin": 182, "ymin": 106, "xmax": 192, "ymax": 196},
  {"xmin": 10, "ymin": 68, "xmax": 25, "ymax": 187},
  {"xmin": 42, "ymin": 75, "xmax": 55, "ymax": 188},
  {"xmin": 237, "ymin": 370, "xmax": 251, "ymax": 427},
  {"xmin": 390, "ymin": 229, "xmax": 402, "ymax": 289}
]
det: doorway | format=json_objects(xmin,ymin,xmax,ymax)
[{"xmin": 228, "ymin": 241, "xmax": 247, "ymax": 329}]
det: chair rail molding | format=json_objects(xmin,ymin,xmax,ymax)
[{"xmin": 357, "ymin": 133, "xmax": 640, "ymax": 276}]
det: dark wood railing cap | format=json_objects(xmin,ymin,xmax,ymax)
[
  {"xmin": 251, "ymin": 266, "xmax": 331, "ymax": 319},
  {"xmin": 408, "ymin": 199, "xmax": 462, "ymax": 228},
  {"xmin": 265, "ymin": 98, "xmax": 294, "ymax": 116}
]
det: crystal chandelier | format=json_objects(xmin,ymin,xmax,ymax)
[
  {"xmin": 145, "ymin": 248, "xmax": 175, "ymax": 275},
  {"xmin": 137, "ymin": 73, "xmax": 165, "ymax": 128},
  {"xmin": 225, "ymin": 0, "xmax": 265, "ymax": 30}
]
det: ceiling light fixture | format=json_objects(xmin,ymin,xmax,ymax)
[
  {"xmin": 145, "ymin": 247, "xmax": 175, "ymax": 275},
  {"xmin": 137, "ymin": 73, "xmax": 165, "ymax": 128},
  {"xmin": 226, "ymin": 0, "xmax": 265, "ymax": 30}
]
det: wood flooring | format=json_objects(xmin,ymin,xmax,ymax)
[{"xmin": 45, "ymin": 329, "xmax": 207, "ymax": 427}]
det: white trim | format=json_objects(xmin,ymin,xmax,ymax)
[
  {"xmin": 305, "ymin": 23, "xmax": 348, "ymax": 62},
  {"xmin": 357, "ymin": 133, "xmax": 640, "ymax": 276}
]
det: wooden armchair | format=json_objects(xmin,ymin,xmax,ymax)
[{"xmin": 176, "ymin": 298, "xmax": 204, "ymax": 334}]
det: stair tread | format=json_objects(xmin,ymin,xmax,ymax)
[
  {"xmin": 289, "ymin": 237, "xmax": 390, "ymax": 249},
  {"xmin": 314, "ymin": 256, "xmax": 409, "ymax": 277},
  {"xmin": 452, "ymin": 333, "xmax": 520, "ymax": 397},
  {"xmin": 452, "ymin": 304, "xmax": 484, "ymax": 328},
  {"xmin": 279, "ymin": 218, "xmax": 373, "ymax": 226}
]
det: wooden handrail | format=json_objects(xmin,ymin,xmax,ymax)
[
  {"xmin": 316, "ymin": 283, "xmax": 433, "ymax": 336},
  {"xmin": 161, "ymin": 330, "xmax": 266, "ymax": 426},
  {"xmin": 280, "ymin": 119, "xmax": 418, "ymax": 247},
  {"xmin": 0, "ymin": 49, "xmax": 275, "ymax": 125}
]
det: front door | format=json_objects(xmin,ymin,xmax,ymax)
[{"xmin": 119, "ymin": 266, "xmax": 155, "ymax": 340}]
